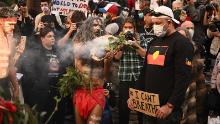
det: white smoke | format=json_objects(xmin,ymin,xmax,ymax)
[{"xmin": 73, "ymin": 35, "xmax": 116, "ymax": 60}]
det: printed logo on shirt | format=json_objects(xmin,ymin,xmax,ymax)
[
  {"xmin": 147, "ymin": 46, "xmax": 168, "ymax": 66},
  {"xmin": 49, "ymin": 56, "xmax": 60, "ymax": 72}
]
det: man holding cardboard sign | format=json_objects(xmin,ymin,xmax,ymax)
[{"xmin": 128, "ymin": 6, "xmax": 194, "ymax": 124}]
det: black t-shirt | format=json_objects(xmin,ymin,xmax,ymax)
[
  {"xmin": 17, "ymin": 45, "xmax": 63, "ymax": 91},
  {"xmin": 138, "ymin": 31, "xmax": 194, "ymax": 108},
  {"xmin": 37, "ymin": 46, "xmax": 61, "ymax": 89}
]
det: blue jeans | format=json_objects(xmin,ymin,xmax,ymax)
[{"xmin": 143, "ymin": 109, "xmax": 181, "ymax": 124}]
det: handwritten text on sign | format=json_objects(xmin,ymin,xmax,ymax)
[
  {"xmin": 51, "ymin": 0, "xmax": 88, "ymax": 15},
  {"xmin": 129, "ymin": 88, "xmax": 160, "ymax": 117}
]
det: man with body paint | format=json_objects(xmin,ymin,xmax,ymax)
[{"xmin": 0, "ymin": 7, "xmax": 19, "ymax": 100}]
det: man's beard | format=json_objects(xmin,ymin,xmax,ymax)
[{"xmin": 94, "ymin": 29, "xmax": 104, "ymax": 37}]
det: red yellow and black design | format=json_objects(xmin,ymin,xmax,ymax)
[{"xmin": 147, "ymin": 46, "xmax": 168, "ymax": 66}]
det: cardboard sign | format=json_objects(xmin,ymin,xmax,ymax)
[
  {"xmin": 51, "ymin": 0, "xmax": 89, "ymax": 16},
  {"xmin": 129, "ymin": 88, "xmax": 160, "ymax": 117}
]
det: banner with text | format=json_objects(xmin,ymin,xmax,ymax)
[
  {"xmin": 129, "ymin": 88, "xmax": 160, "ymax": 117},
  {"xmin": 51, "ymin": 0, "xmax": 89, "ymax": 16}
]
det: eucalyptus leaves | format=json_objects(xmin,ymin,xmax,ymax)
[{"xmin": 57, "ymin": 67, "xmax": 92, "ymax": 98}]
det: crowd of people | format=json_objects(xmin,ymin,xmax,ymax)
[{"xmin": 0, "ymin": 0, "xmax": 220, "ymax": 124}]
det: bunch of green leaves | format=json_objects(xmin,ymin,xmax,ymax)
[
  {"xmin": 11, "ymin": 101, "xmax": 40, "ymax": 124},
  {"xmin": 48, "ymin": 67, "xmax": 93, "ymax": 123},
  {"xmin": 107, "ymin": 33, "xmax": 134, "ymax": 51},
  {"xmin": 57, "ymin": 67, "xmax": 91, "ymax": 98},
  {"xmin": 0, "ymin": 100, "xmax": 39, "ymax": 124},
  {"xmin": 0, "ymin": 87, "xmax": 40, "ymax": 124}
]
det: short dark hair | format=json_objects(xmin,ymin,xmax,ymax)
[
  {"xmin": 142, "ymin": 7, "xmax": 153, "ymax": 16},
  {"xmin": 18, "ymin": 1, "xmax": 27, "ymax": 7},
  {"xmin": 41, "ymin": 0, "xmax": 50, "ymax": 3},
  {"xmin": 0, "ymin": 7, "xmax": 17, "ymax": 18},
  {"xmin": 40, "ymin": 27, "xmax": 54, "ymax": 37},
  {"xmin": 41, "ymin": 15, "xmax": 55, "ymax": 23}
]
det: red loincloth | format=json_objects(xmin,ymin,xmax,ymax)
[{"xmin": 73, "ymin": 87, "xmax": 105, "ymax": 119}]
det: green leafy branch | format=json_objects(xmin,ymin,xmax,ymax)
[
  {"xmin": 57, "ymin": 67, "xmax": 92, "ymax": 98},
  {"xmin": 106, "ymin": 33, "xmax": 134, "ymax": 52}
]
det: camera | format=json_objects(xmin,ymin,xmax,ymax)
[
  {"xmin": 206, "ymin": 3, "xmax": 218, "ymax": 12},
  {"xmin": 208, "ymin": 21, "xmax": 220, "ymax": 32},
  {"xmin": 206, "ymin": 4, "xmax": 214, "ymax": 12},
  {"xmin": 125, "ymin": 31, "xmax": 134, "ymax": 40}
]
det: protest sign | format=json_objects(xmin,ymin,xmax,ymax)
[
  {"xmin": 129, "ymin": 88, "xmax": 160, "ymax": 117},
  {"xmin": 51, "ymin": 0, "xmax": 89, "ymax": 16}
]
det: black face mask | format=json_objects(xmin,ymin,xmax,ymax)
[
  {"xmin": 173, "ymin": 9, "xmax": 181, "ymax": 21},
  {"xmin": 104, "ymin": 15, "xmax": 112, "ymax": 24}
]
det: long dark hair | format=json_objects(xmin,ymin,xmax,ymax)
[
  {"xmin": 73, "ymin": 17, "xmax": 104, "ymax": 43},
  {"xmin": 122, "ymin": 17, "xmax": 136, "ymax": 32}
]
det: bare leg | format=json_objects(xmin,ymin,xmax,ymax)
[
  {"xmin": 87, "ymin": 105, "xmax": 103, "ymax": 124},
  {"xmin": 75, "ymin": 106, "xmax": 86, "ymax": 124}
]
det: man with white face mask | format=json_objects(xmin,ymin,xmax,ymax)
[
  {"xmin": 34, "ymin": 0, "xmax": 51, "ymax": 31},
  {"xmin": 127, "ymin": 6, "xmax": 194, "ymax": 124},
  {"xmin": 181, "ymin": 21, "xmax": 195, "ymax": 39}
]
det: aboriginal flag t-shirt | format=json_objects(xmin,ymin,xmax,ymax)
[
  {"xmin": 147, "ymin": 46, "xmax": 168, "ymax": 66},
  {"xmin": 143, "ymin": 31, "xmax": 194, "ymax": 107}
]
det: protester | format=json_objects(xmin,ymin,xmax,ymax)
[
  {"xmin": 0, "ymin": 7, "xmax": 19, "ymax": 100},
  {"xmin": 34, "ymin": 0, "xmax": 63, "ymax": 32},
  {"xmin": 114, "ymin": 17, "xmax": 147, "ymax": 124},
  {"xmin": 2, "ymin": 0, "xmax": 220, "ymax": 123},
  {"xmin": 16, "ymin": 27, "xmax": 65, "ymax": 124},
  {"xmin": 177, "ymin": 27, "xmax": 208, "ymax": 124},
  {"xmin": 99, "ymin": 3, "xmax": 124, "ymax": 33},
  {"xmin": 128, "ymin": 6, "xmax": 194, "ymax": 124},
  {"xmin": 138, "ymin": 7, "xmax": 154, "ymax": 36},
  {"xmin": 57, "ymin": 10, "xmax": 86, "ymax": 48},
  {"xmin": 135, "ymin": 0, "xmax": 151, "ymax": 33},
  {"xmin": 16, "ymin": 0, "xmax": 34, "ymax": 37},
  {"xmin": 72, "ymin": 17, "xmax": 111, "ymax": 124},
  {"xmin": 210, "ymin": 52, "xmax": 220, "ymax": 109},
  {"xmin": 172, "ymin": 0, "xmax": 183, "ymax": 11},
  {"xmin": 204, "ymin": 4, "xmax": 220, "ymax": 72},
  {"xmin": 34, "ymin": 0, "xmax": 51, "ymax": 31}
]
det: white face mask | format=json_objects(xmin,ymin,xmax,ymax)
[
  {"xmin": 153, "ymin": 24, "xmax": 167, "ymax": 37},
  {"xmin": 124, "ymin": 29, "xmax": 134, "ymax": 34},
  {"xmin": 122, "ymin": 11, "xmax": 129, "ymax": 17},
  {"xmin": 41, "ymin": 6, "xmax": 49, "ymax": 13},
  {"xmin": 188, "ymin": 29, "xmax": 194, "ymax": 38}
]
